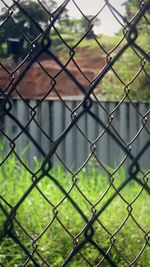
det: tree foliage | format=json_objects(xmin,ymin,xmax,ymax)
[
  {"xmin": 80, "ymin": 16, "xmax": 100, "ymax": 39},
  {"xmin": 123, "ymin": 0, "xmax": 140, "ymax": 19},
  {"xmin": 58, "ymin": 15, "xmax": 100, "ymax": 38},
  {"xmin": 0, "ymin": 0, "xmax": 57, "ymax": 42},
  {"xmin": 123, "ymin": 0, "xmax": 150, "ymax": 28},
  {"xmin": 119, "ymin": 0, "xmax": 150, "ymax": 100}
]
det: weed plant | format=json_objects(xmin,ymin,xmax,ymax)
[{"xmin": 0, "ymin": 152, "xmax": 149, "ymax": 266}]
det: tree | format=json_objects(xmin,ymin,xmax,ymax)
[
  {"xmin": 80, "ymin": 15, "xmax": 100, "ymax": 38},
  {"xmin": 58, "ymin": 17, "xmax": 85, "ymax": 35},
  {"xmin": 57, "ymin": 15, "xmax": 100, "ymax": 38},
  {"xmin": 0, "ymin": 0, "xmax": 57, "ymax": 42},
  {"xmin": 122, "ymin": 0, "xmax": 150, "ymax": 100},
  {"xmin": 123, "ymin": 0, "xmax": 150, "ymax": 20},
  {"xmin": 0, "ymin": 0, "xmax": 58, "ymax": 58},
  {"xmin": 123, "ymin": 0, "xmax": 139, "ymax": 19}
]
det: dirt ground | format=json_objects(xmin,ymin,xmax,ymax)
[{"xmin": 0, "ymin": 49, "xmax": 105, "ymax": 99}]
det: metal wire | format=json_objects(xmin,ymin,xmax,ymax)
[{"xmin": 0, "ymin": 0, "xmax": 150, "ymax": 266}]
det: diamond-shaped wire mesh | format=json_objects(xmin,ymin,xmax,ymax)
[{"xmin": 0, "ymin": 0, "xmax": 150, "ymax": 266}]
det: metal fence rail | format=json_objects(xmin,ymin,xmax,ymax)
[{"xmin": 0, "ymin": 0, "xmax": 150, "ymax": 266}]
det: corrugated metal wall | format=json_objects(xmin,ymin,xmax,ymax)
[{"xmin": 1, "ymin": 99, "xmax": 149, "ymax": 171}]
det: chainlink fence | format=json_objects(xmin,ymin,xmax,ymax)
[{"xmin": 0, "ymin": 0, "xmax": 150, "ymax": 266}]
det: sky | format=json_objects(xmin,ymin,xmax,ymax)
[{"xmin": 0, "ymin": 0, "xmax": 126, "ymax": 35}]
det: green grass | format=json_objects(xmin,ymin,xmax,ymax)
[
  {"xmin": 100, "ymin": 32, "xmax": 150, "ymax": 101},
  {"xmin": 50, "ymin": 30, "xmax": 150, "ymax": 101},
  {"xmin": 0, "ymin": 151, "xmax": 150, "ymax": 266}
]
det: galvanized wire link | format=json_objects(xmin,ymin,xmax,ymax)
[{"xmin": 0, "ymin": 0, "xmax": 150, "ymax": 266}]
